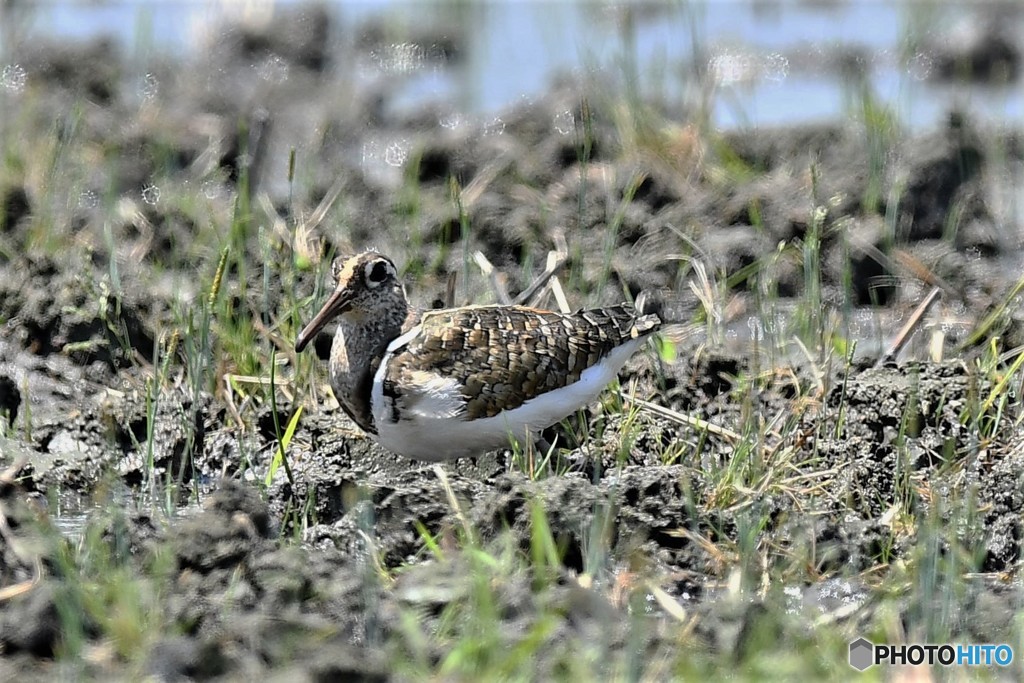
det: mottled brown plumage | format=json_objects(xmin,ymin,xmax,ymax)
[{"xmin": 381, "ymin": 305, "xmax": 658, "ymax": 421}]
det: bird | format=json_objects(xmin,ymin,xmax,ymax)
[{"xmin": 294, "ymin": 250, "xmax": 663, "ymax": 461}]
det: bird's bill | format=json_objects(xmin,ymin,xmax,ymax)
[{"xmin": 295, "ymin": 289, "xmax": 351, "ymax": 352}]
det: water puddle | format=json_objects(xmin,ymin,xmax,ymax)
[{"xmin": 2, "ymin": 2, "xmax": 1021, "ymax": 131}]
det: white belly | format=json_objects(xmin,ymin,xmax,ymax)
[{"xmin": 369, "ymin": 339, "xmax": 642, "ymax": 461}]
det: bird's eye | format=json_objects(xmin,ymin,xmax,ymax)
[{"xmin": 366, "ymin": 259, "xmax": 392, "ymax": 285}]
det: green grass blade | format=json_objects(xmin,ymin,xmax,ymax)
[{"xmin": 265, "ymin": 405, "xmax": 303, "ymax": 487}]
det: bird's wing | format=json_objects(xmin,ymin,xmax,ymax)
[{"xmin": 376, "ymin": 304, "xmax": 659, "ymax": 422}]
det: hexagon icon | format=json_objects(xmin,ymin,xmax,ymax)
[{"xmin": 849, "ymin": 638, "xmax": 874, "ymax": 671}]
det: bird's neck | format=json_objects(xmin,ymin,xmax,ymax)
[{"xmin": 328, "ymin": 302, "xmax": 411, "ymax": 434}]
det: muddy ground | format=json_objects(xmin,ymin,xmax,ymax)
[{"xmin": 2, "ymin": 6, "xmax": 1024, "ymax": 681}]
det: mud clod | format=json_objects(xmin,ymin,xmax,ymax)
[
  {"xmin": 0, "ymin": 584, "xmax": 62, "ymax": 657},
  {"xmin": 0, "ymin": 374, "xmax": 20, "ymax": 427},
  {"xmin": 0, "ymin": 185, "xmax": 31, "ymax": 235},
  {"xmin": 898, "ymin": 113, "xmax": 986, "ymax": 242},
  {"xmin": 173, "ymin": 481, "xmax": 275, "ymax": 573}
]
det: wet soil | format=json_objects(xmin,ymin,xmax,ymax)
[{"xmin": 2, "ymin": 6, "xmax": 1024, "ymax": 680}]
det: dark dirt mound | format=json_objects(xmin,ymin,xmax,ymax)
[{"xmin": 0, "ymin": 254, "xmax": 155, "ymax": 373}]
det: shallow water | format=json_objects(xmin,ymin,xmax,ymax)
[
  {"xmin": 4, "ymin": 1, "xmax": 1022, "ymax": 130},
  {"xmin": 48, "ymin": 485, "xmax": 203, "ymax": 542}
]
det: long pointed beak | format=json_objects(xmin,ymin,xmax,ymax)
[{"xmin": 295, "ymin": 289, "xmax": 351, "ymax": 352}]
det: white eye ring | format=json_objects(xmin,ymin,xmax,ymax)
[{"xmin": 365, "ymin": 259, "xmax": 394, "ymax": 286}]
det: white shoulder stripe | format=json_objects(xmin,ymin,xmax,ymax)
[
  {"xmin": 371, "ymin": 323, "xmax": 423, "ymax": 424},
  {"xmin": 383, "ymin": 323, "xmax": 422, "ymax": 357},
  {"xmin": 374, "ymin": 324, "xmax": 421, "ymax": 388}
]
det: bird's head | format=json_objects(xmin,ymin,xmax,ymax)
[{"xmin": 294, "ymin": 251, "xmax": 404, "ymax": 352}]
